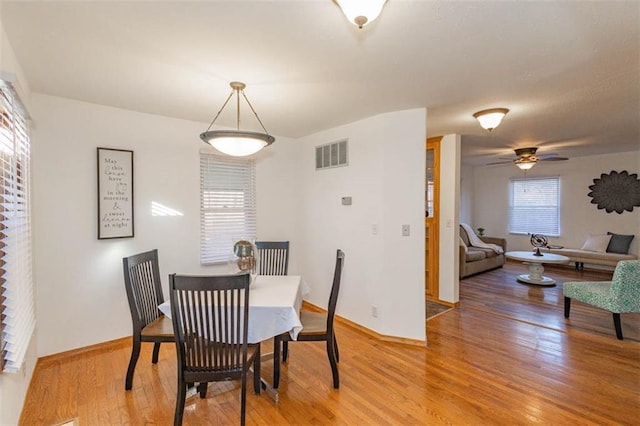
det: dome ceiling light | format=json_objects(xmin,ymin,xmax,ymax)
[{"xmin": 473, "ymin": 108, "xmax": 509, "ymax": 132}]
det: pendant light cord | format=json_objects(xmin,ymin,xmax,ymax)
[
  {"xmin": 204, "ymin": 90, "xmax": 235, "ymax": 132},
  {"xmin": 241, "ymin": 90, "xmax": 270, "ymax": 135},
  {"xmin": 203, "ymin": 86, "xmax": 271, "ymax": 135}
]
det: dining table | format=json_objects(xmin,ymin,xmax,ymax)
[{"xmin": 158, "ymin": 274, "xmax": 306, "ymax": 402}]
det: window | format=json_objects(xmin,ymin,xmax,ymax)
[
  {"xmin": 0, "ymin": 80, "xmax": 35, "ymax": 373},
  {"xmin": 509, "ymin": 176, "xmax": 560, "ymax": 236},
  {"xmin": 200, "ymin": 152, "xmax": 256, "ymax": 265}
]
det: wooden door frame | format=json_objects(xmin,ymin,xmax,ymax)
[{"xmin": 426, "ymin": 136, "xmax": 441, "ymax": 301}]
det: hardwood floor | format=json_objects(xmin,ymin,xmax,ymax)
[{"xmin": 21, "ymin": 262, "xmax": 639, "ymax": 425}]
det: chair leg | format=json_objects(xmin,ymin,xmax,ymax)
[
  {"xmin": 333, "ymin": 335, "xmax": 339, "ymax": 363},
  {"xmin": 326, "ymin": 337, "xmax": 339, "ymax": 389},
  {"xmin": 564, "ymin": 297, "xmax": 571, "ymax": 318},
  {"xmin": 613, "ymin": 313, "xmax": 623, "ymax": 340},
  {"xmin": 253, "ymin": 346, "xmax": 261, "ymax": 395},
  {"xmin": 240, "ymin": 371, "xmax": 248, "ymax": 426},
  {"xmin": 198, "ymin": 382, "xmax": 208, "ymax": 398},
  {"xmin": 174, "ymin": 380, "xmax": 187, "ymax": 426},
  {"xmin": 273, "ymin": 336, "xmax": 281, "ymax": 388},
  {"xmin": 282, "ymin": 340, "xmax": 289, "ymax": 362},
  {"xmin": 125, "ymin": 335, "xmax": 141, "ymax": 390},
  {"xmin": 152, "ymin": 342, "xmax": 161, "ymax": 364}
]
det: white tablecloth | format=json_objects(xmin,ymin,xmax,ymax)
[{"xmin": 159, "ymin": 275, "xmax": 305, "ymax": 344}]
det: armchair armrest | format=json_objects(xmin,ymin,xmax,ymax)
[
  {"xmin": 480, "ymin": 236, "xmax": 507, "ymax": 252},
  {"xmin": 459, "ymin": 243, "xmax": 466, "ymax": 276}
]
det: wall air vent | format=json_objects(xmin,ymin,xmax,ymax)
[{"xmin": 316, "ymin": 139, "xmax": 348, "ymax": 170}]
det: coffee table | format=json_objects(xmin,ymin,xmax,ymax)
[{"xmin": 505, "ymin": 251, "xmax": 570, "ymax": 286}]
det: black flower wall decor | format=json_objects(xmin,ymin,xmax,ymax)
[{"xmin": 587, "ymin": 170, "xmax": 640, "ymax": 214}]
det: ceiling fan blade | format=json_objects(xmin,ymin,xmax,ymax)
[
  {"xmin": 540, "ymin": 157, "xmax": 568, "ymax": 161},
  {"xmin": 487, "ymin": 160, "xmax": 514, "ymax": 165}
]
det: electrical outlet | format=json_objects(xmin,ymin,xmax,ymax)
[
  {"xmin": 371, "ymin": 305, "xmax": 379, "ymax": 318},
  {"xmin": 372, "ymin": 224, "xmax": 378, "ymax": 235}
]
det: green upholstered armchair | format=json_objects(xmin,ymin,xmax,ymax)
[{"xmin": 563, "ymin": 260, "xmax": 640, "ymax": 340}]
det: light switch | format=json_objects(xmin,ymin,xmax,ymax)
[
  {"xmin": 341, "ymin": 196, "xmax": 352, "ymax": 206},
  {"xmin": 402, "ymin": 224, "xmax": 410, "ymax": 236}
]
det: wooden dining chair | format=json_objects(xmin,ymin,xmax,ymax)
[
  {"xmin": 274, "ymin": 249, "xmax": 344, "ymax": 389},
  {"xmin": 255, "ymin": 241, "xmax": 290, "ymax": 275},
  {"xmin": 122, "ymin": 249, "xmax": 174, "ymax": 391},
  {"xmin": 255, "ymin": 241, "xmax": 290, "ymax": 361},
  {"xmin": 169, "ymin": 272, "xmax": 261, "ymax": 426}
]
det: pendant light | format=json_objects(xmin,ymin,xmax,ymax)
[
  {"xmin": 200, "ymin": 81, "xmax": 275, "ymax": 157},
  {"xmin": 335, "ymin": 0, "xmax": 387, "ymax": 29}
]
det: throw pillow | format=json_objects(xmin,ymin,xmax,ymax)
[
  {"xmin": 606, "ymin": 232, "xmax": 635, "ymax": 254},
  {"xmin": 580, "ymin": 234, "xmax": 612, "ymax": 253}
]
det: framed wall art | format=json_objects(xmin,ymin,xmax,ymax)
[
  {"xmin": 97, "ymin": 147, "xmax": 134, "ymax": 239},
  {"xmin": 588, "ymin": 170, "xmax": 640, "ymax": 214}
]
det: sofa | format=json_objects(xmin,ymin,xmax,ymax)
[
  {"xmin": 542, "ymin": 232, "xmax": 637, "ymax": 270},
  {"xmin": 459, "ymin": 225, "xmax": 507, "ymax": 278},
  {"xmin": 541, "ymin": 248, "xmax": 637, "ymax": 270}
]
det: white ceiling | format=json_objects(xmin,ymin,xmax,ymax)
[{"xmin": 1, "ymin": 0, "xmax": 638, "ymax": 165}]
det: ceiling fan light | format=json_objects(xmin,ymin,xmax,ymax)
[
  {"xmin": 515, "ymin": 158, "xmax": 536, "ymax": 171},
  {"xmin": 336, "ymin": 0, "xmax": 387, "ymax": 29},
  {"xmin": 473, "ymin": 108, "xmax": 509, "ymax": 131},
  {"xmin": 201, "ymin": 131, "xmax": 275, "ymax": 157}
]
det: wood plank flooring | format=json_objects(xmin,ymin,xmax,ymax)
[{"xmin": 21, "ymin": 262, "xmax": 640, "ymax": 425}]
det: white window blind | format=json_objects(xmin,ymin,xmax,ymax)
[
  {"xmin": 0, "ymin": 80, "xmax": 35, "ymax": 373},
  {"xmin": 509, "ymin": 176, "xmax": 560, "ymax": 236},
  {"xmin": 200, "ymin": 153, "xmax": 256, "ymax": 265}
]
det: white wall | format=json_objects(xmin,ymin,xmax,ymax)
[
  {"xmin": 438, "ymin": 134, "xmax": 461, "ymax": 303},
  {"xmin": 30, "ymin": 94, "xmax": 301, "ymax": 356},
  {"xmin": 254, "ymin": 139, "xmax": 304, "ymax": 273},
  {"xmin": 473, "ymin": 151, "xmax": 640, "ymax": 256},
  {"xmin": 0, "ymin": 12, "xmax": 37, "ymax": 426},
  {"xmin": 296, "ymin": 109, "xmax": 427, "ymax": 341},
  {"xmin": 459, "ymin": 163, "xmax": 474, "ymax": 225}
]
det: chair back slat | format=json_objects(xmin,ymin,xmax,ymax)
[
  {"xmin": 326, "ymin": 249, "xmax": 345, "ymax": 329},
  {"xmin": 123, "ymin": 249, "xmax": 164, "ymax": 332},
  {"xmin": 255, "ymin": 241, "xmax": 289, "ymax": 275},
  {"xmin": 170, "ymin": 273, "xmax": 251, "ymax": 375}
]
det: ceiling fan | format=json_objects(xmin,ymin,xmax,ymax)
[{"xmin": 488, "ymin": 147, "xmax": 568, "ymax": 170}]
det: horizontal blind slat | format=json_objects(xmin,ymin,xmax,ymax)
[
  {"xmin": 509, "ymin": 176, "xmax": 560, "ymax": 236},
  {"xmin": 200, "ymin": 152, "xmax": 256, "ymax": 265},
  {"xmin": 0, "ymin": 80, "xmax": 35, "ymax": 373}
]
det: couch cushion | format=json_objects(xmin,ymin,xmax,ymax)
[
  {"xmin": 478, "ymin": 248, "xmax": 499, "ymax": 258},
  {"xmin": 466, "ymin": 249, "xmax": 486, "ymax": 262}
]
